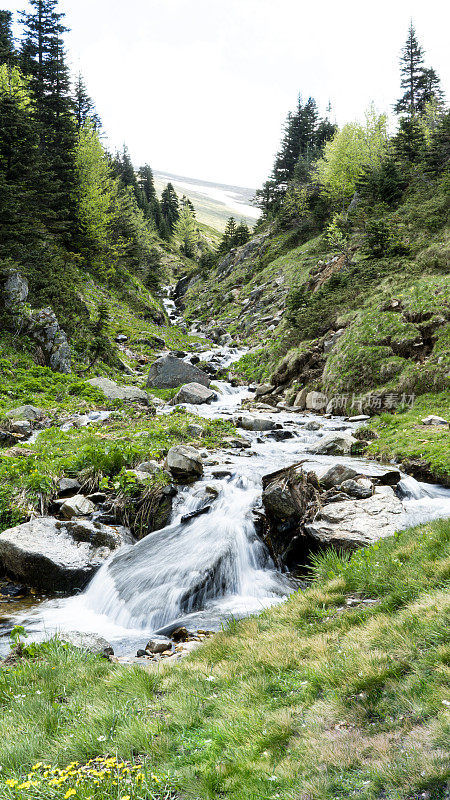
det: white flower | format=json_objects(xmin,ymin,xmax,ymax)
[
  {"xmin": 97, "ymin": 735, "xmax": 106, "ymax": 741},
  {"xmin": 205, "ymin": 676, "xmax": 216, "ymax": 682}
]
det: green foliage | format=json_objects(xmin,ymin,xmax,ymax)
[
  {"xmin": 174, "ymin": 204, "xmax": 199, "ymax": 258},
  {"xmin": 364, "ymin": 218, "xmax": 409, "ymax": 258},
  {"xmin": 1, "ymin": 520, "xmax": 449, "ymax": 799},
  {"xmin": 315, "ymin": 105, "xmax": 389, "ymax": 207}
]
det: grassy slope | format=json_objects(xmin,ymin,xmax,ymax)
[
  {"xmin": 0, "ymin": 518, "xmax": 449, "ymax": 800},
  {"xmin": 183, "ymin": 182, "xmax": 450, "ymax": 480}
]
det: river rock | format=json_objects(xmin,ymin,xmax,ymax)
[
  {"xmin": 136, "ymin": 460, "xmax": 160, "ymax": 474},
  {"xmin": 309, "ymin": 432, "xmax": 358, "ymax": 455},
  {"xmin": 238, "ymin": 415, "xmax": 274, "ymax": 432},
  {"xmin": 421, "ymin": 415, "xmax": 448, "ymax": 426},
  {"xmin": 60, "ymin": 495, "xmax": 96, "ymax": 519},
  {"xmin": 306, "ymin": 391, "xmax": 328, "ymax": 412},
  {"xmin": 262, "ymin": 466, "xmax": 320, "ymax": 566},
  {"xmin": 0, "ymin": 517, "xmax": 133, "ymax": 591},
  {"xmin": 305, "ymin": 486, "xmax": 404, "ymax": 549},
  {"xmin": 319, "ymin": 464, "xmax": 361, "ymax": 489},
  {"xmin": 165, "ymin": 445, "xmax": 203, "ymax": 482},
  {"xmin": 5, "ymin": 405, "xmax": 44, "ymax": 422},
  {"xmin": 147, "ymin": 355, "xmax": 210, "ymax": 389},
  {"xmin": 146, "ymin": 639, "xmax": 172, "ymax": 654},
  {"xmin": 57, "ymin": 477, "xmax": 82, "ymax": 497},
  {"xmin": 339, "ymin": 478, "xmax": 374, "ymax": 499},
  {"xmin": 294, "ymin": 388, "xmax": 308, "ymax": 409},
  {"xmin": 60, "ymin": 632, "xmax": 114, "ymax": 658},
  {"xmin": 171, "ymin": 383, "xmax": 217, "ymax": 405},
  {"xmin": 255, "ymin": 384, "xmax": 274, "ymax": 397},
  {"xmin": 86, "ymin": 377, "xmax": 149, "ymax": 404}
]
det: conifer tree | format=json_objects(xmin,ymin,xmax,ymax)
[
  {"xmin": 160, "ymin": 182, "xmax": 179, "ymax": 233},
  {"xmin": 0, "ymin": 65, "xmax": 42, "ymax": 259},
  {"xmin": 0, "ymin": 10, "xmax": 15, "ymax": 66},
  {"xmin": 20, "ymin": 0, "xmax": 77, "ymax": 237},
  {"xmin": 394, "ymin": 23, "xmax": 444, "ymax": 116},
  {"xmin": 74, "ymin": 72, "xmax": 100, "ymax": 129},
  {"xmin": 234, "ymin": 222, "xmax": 250, "ymax": 246},
  {"xmin": 218, "ymin": 217, "xmax": 237, "ymax": 255}
]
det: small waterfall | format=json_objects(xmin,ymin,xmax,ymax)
[{"xmin": 82, "ymin": 473, "xmax": 288, "ymax": 631}]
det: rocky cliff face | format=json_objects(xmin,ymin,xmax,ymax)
[{"xmin": 2, "ymin": 269, "xmax": 72, "ymax": 374}]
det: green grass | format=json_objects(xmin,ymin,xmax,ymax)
[
  {"xmin": 365, "ymin": 392, "xmax": 450, "ymax": 484},
  {"xmin": 0, "ymin": 409, "xmax": 237, "ymax": 532},
  {"xmin": 0, "ymin": 519, "xmax": 449, "ymax": 799}
]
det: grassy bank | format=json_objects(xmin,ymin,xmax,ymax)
[
  {"xmin": 365, "ymin": 393, "xmax": 450, "ymax": 485},
  {"xmin": 0, "ymin": 517, "xmax": 449, "ymax": 800}
]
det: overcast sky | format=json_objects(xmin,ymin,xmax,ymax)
[{"xmin": 5, "ymin": 0, "xmax": 450, "ymax": 187}]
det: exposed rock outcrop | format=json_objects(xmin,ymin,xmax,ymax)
[{"xmin": 2, "ymin": 269, "xmax": 71, "ymax": 374}]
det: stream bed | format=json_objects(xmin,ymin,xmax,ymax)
[{"xmin": 3, "ymin": 353, "xmax": 450, "ymax": 658}]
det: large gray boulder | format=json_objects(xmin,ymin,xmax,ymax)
[
  {"xmin": 238, "ymin": 415, "xmax": 274, "ymax": 432},
  {"xmin": 165, "ymin": 445, "xmax": 203, "ymax": 483},
  {"xmin": 309, "ymin": 432, "xmax": 358, "ymax": 455},
  {"xmin": 0, "ymin": 517, "xmax": 133, "ymax": 591},
  {"xmin": 60, "ymin": 632, "xmax": 114, "ymax": 658},
  {"xmin": 147, "ymin": 355, "xmax": 210, "ymax": 389},
  {"xmin": 86, "ymin": 377, "xmax": 149, "ymax": 404},
  {"xmin": 305, "ymin": 486, "xmax": 404, "ymax": 549},
  {"xmin": 319, "ymin": 464, "xmax": 361, "ymax": 489},
  {"xmin": 171, "ymin": 382, "xmax": 217, "ymax": 405},
  {"xmin": 5, "ymin": 405, "xmax": 44, "ymax": 423}
]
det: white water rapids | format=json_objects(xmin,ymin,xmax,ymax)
[{"xmin": 8, "ymin": 350, "xmax": 450, "ymax": 656}]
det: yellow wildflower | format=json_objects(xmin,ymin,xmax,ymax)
[{"xmin": 64, "ymin": 789, "xmax": 77, "ymax": 799}]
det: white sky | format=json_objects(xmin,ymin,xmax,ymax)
[{"xmin": 5, "ymin": 0, "xmax": 450, "ymax": 187}]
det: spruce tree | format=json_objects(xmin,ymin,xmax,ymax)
[
  {"xmin": 234, "ymin": 222, "xmax": 250, "ymax": 246},
  {"xmin": 20, "ymin": 0, "xmax": 77, "ymax": 238},
  {"xmin": 218, "ymin": 217, "xmax": 237, "ymax": 255},
  {"xmin": 160, "ymin": 182, "xmax": 179, "ymax": 233},
  {"xmin": 394, "ymin": 23, "xmax": 443, "ymax": 116},
  {"xmin": 74, "ymin": 72, "xmax": 100, "ymax": 129},
  {"xmin": 0, "ymin": 10, "xmax": 15, "ymax": 66},
  {"xmin": 416, "ymin": 67, "xmax": 445, "ymax": 113}
]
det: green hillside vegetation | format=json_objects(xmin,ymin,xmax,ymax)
[
  {"xmin": 0, "ymin": 517, "xmax": 449, "ymax": 799},
  {"xmin": 182, "ymin": 25, "xmax": 449, "ymax": 481}
]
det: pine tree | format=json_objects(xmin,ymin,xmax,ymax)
[
  {"xmin": 160, "ymin": 182, "xmax": 179, "ymax": 233},
  {"xmin": 74, "ymin": 72, "xmax": 100, "ymax": 129},
  {"xmin": 416, "ymin": 67, "xmax": 445, "ymax": 113},
  {"xmin": 256, "ymin": 95, "xmax": 336, "ymax": 215},
  {"xmin": 394, "ymin": 23, "xmax": 443, "ymax": 116},
  {"xmin": 138, "ymin": 164, "xmax": 157, "ymax": 204},
  {"xmin": 0, "ymin": 10, "xmax": 15, "ymax": 66},
  {"xmin": 218, "ymin": 217, "xmax": 237, "ymax": 255},
  {"xmin": 175, "ymin": 205, "xmax": 198, "ymax": 258},
  {"xmin": 20, "ymin": 0, "xmax": 77, "ymax": 238},
  {"xmin": 234, "ymin": 222, "xmax": 250, "ymax": 246},
  {"xmin": 0, "ymin": 64, "xmax": 43, "ymax": 260},
  {"xmin": 393, "ymin": 116, "xmax": 427, "ymax": 164}
]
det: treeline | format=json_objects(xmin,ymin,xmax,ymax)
[
  {"xmin": 0, "ymin": 1, "xmax": 204, "ymax": 329},
  {"xmin": 256, "ymin": 23, "xmax": 448, "ymax": 242}
]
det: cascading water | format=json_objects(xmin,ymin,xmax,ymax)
[{"xmin": 6, "ymin": 334, "xmax": 450, "ymax": 656}]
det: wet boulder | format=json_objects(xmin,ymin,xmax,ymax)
[
  {"xmin": 171, "ymin": 382, "xmax": 217, "ymax": 405},
  {"xmin": 338, "ymin": 478, "xmax": 374, "ymax": 499},
  {"xmin": 319, "ymin": 464, "xmax": 361, "ymax": 489},
  {"xmin": 238, "ymin": 415, "xmax": 275, "ymax": 432},
  {"xmin": 309, "ymin": 432, "xmax": 358, "ymax": 455},
  {"xmin": 147, "ymin": 355, "xmax": 210, "ymax": 389},
  {"xmin": 0, "ymin": 517, "xmax": 133, "ymax": 591},
  {"xmin": 60, "ymin": 494, "xmax": 96, "ymax": 519},
  {"xmin": 5, "ymin": 405, "xmax": 45, "ymax": 423},
  {"xmin": 165, "ymin": 445, "xmax": 203, "ymax": 483}
]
